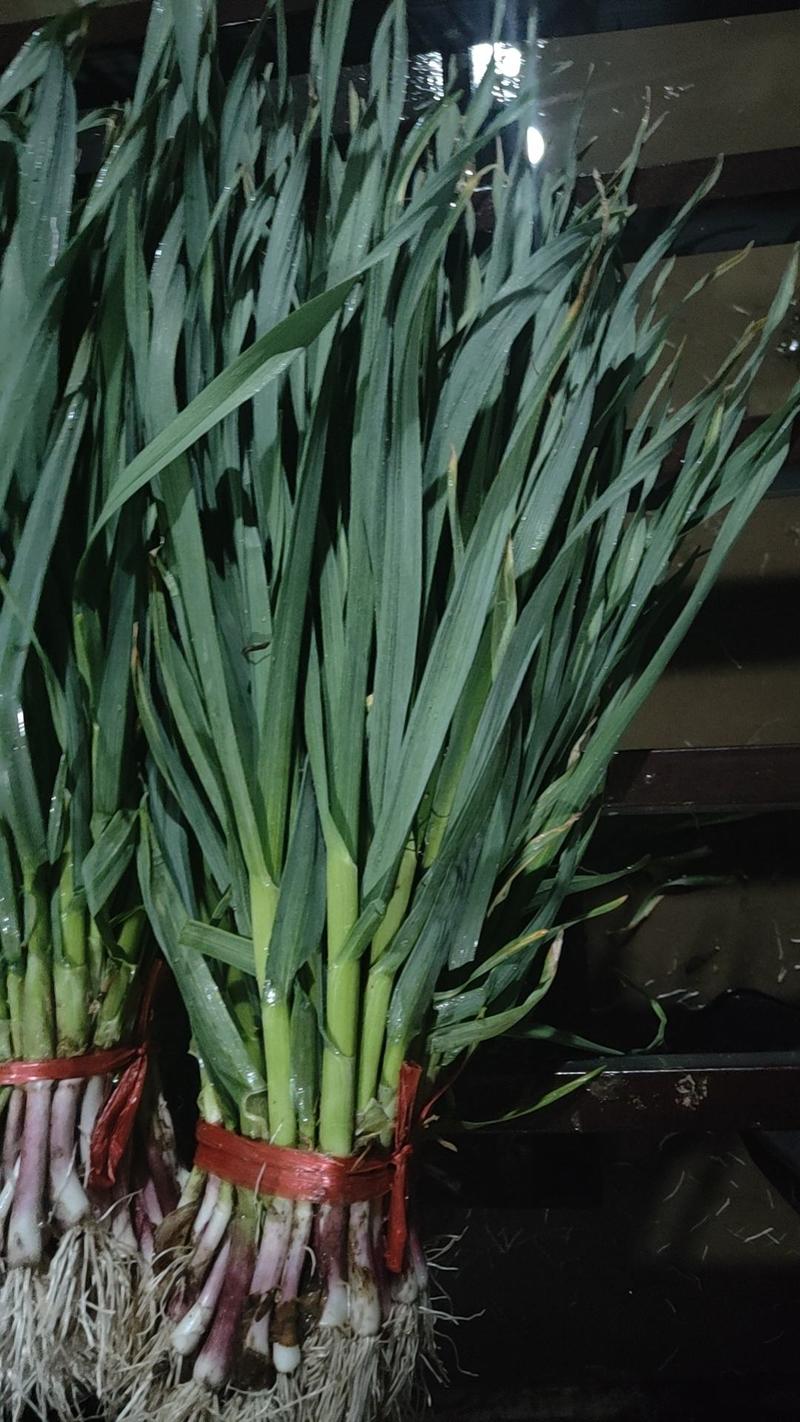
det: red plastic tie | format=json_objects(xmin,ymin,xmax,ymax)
[
  {"xmin": 195, "ymin": 1056, "xmax": 459, "ymax": 1276},
  {"xmin": 0, "ymin": 960, "xmax": 164, "ymax": 1191},
  {"xmin": 195, "ymin": 1122, "xmax": 394, "ymax": 1205},
  {"xmin": 88, "ymin": 960, "xmax": 164, "ymax": 1190},
  {"xmin": 384, "ymin": 1060, "xmax": 423, "ymax": 1273}
]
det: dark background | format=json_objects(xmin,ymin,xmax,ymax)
[{"xmin": 3, "ymin": 1, "xmax": 800, "ymax": 1417}]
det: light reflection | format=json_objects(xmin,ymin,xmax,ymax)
[
  {"xmin": 469, "ymin": 42, "xmax": 523, "ymax": 88},
  {"xmin": 526, "ymin": 125, "xmax": 546, "ymax": 165},
  {"xmin": 408, "ymin": 50, "xmax": 444, "ymax": 106}
]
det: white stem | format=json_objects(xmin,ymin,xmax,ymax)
[
  {"xmin": 3, "ymin": 1087, "xmax": 24, "ymax": 1175},
  {"xmin": 250, "ymin": 1196, "xmax": 293, "ymax": 1293},
  {"xmin": 153, "ymin": 1091, "xmax": 180, "ymax": 1183},
  {"xmin": 371, "ymin": 1195, "xmax": 391, "ymax": 1319},
  {"xmin": 192, "ymin": 1172, "xmax": 221, "ymax": 1238},
  {"xmin": 0, "ymin": 1090, "xmax": 24, "ymax": 1241},
  {"xmin": 278, "ymin": 1199, "xmax": 312, "ymax": 1298},
  {"xmin": 7, "ymin": 1081, "xmax": 51, "ymax": 1266},
  {"xmin": 49, "ymin": 1078, "xmax": 90, "ymax": 1228},
  {"xmin": 172, "ymin": 1239, "xmax": 231, "ymax": 1357},
  {"xmin": 391, "ymin": 1268, "xmax": 419, "ymax": 1305},
  {"xmin": 110, "ymin": 1202, "xmax": 139, "ymax": 1251},
  {"xmin": 410, "ymin": 1228, "xmax": 429, "ymax": 1290},
  {"xmin": 319, "ymin": 1202, "xmax": 349, "ymax": 1328},
  {"xmin": 78, "ymin": 1074, "xmax": 105, "ymax": 1181},
  {"xmin": 190, "ymin": 1184, "xmax": 233, "ymax": 1282},
  {"xmin": 392, "ymin": 1230, "xmax": 426, "ymax": 1305},
  {"xmin": 178, "ymin": 1166, "xmax": 206, "ymax": 1212},
  {"xmin": 142, "ymin": 1177, "xmax": 163, "ymax": 1226},
  {"xmin": 193, "ymin": 1219, "xmax": 254, "ymax": 1390},
  {"xmin": 273, "ymin": 1339, "xmax": 302, "ymax": 1374},
  {"xmin": 273, "ymin": 1200, "xmax": 313, "ymax": 1375},
  {"xmin": 320, "ymin": 1276, "xmax": 349, "ymax": 1327},
  {"xmin": 244, "ymin": 1200, "xmax": 290, "ymax": 1368},
  {"xmin": 0, "ymin": 1157, "xmax": 19, "ymax": 1229},
  {"xmin": 138, "ymin": 1211, "xmax": 155, "ymax": 1261},
  {"xmin": 348, "ymin": 1199, "xmax": 381, "ymax": 1337},
  {"xmin": 244, "ymin": 1312, "xmax": 271, "ymax": 1361}
]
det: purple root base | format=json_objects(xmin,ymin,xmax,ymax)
[
  {"xmin": 150, "ymin": 1174, "xmax": 434, "ymax": 1405},
  {"xmin": 0, "ymin": 1079, "xmax": 182, "ymax": 1422},
  {"xmin": 0, "ymin": 1078, "xmax": 179, "ymax": 1264},
  {"xmin": 125, "ymin": 1232, "xmax": 440, "ymax": 1422},
  {"xmin": 234, "ymin": 1299, "xmax": 276, "ymax": 1391},
  {"xmin": 49, "ymin": 1079, "xmax": 90, "ymax": 1229},
  {"xmin": 193, "ymin": 1216, "xmax": 255, "ymax": 1389},
  {"xmin": 78, "ymin": 1074, "xmax": 105, "ymax": 1177},
  {"xmin": 7, "ymin": 1082, "xmax": 52, "ymax": 1266},
  {"xmin": 2, "ymin": 1087, "xmax": 24, "ymax": 1176},
  {"xmin": 147, "ymin": 1130, "xmax": 181, "ymax": 1218}
]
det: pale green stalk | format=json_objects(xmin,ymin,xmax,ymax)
[
  {"xmin": 20, "ymin": 874, "xmax": 53, "ymax": 1060},
  {"xmin": 0, "ymin": 972, "xmax": 12, "ymax": 1063},
  {"xmin": 54, "ymin": 853, "xmax": 89, "ymax": 1054},
  {"xmin": 356, "ymin": 839, "xmax": 417, "ymax": 1119},
  {"xmin": 93, "ymin": 910, "xmax": 145, "ymax": 1047},
  {"xmin": 251, "ymin": 874, "xmax": 294, "ymax": 1145},
  {"xmin": 319, "ymin": 836, "xmax": 360, "ymax": 1155},
  {"xmin": 6, "ymin": 968, "xmax": 23, "ymax": 1060}
]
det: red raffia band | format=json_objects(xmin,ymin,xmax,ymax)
[
  {"xmin": 0, "ymin": 960, "xmax": 164, "ymax": 1191},
  {"xmin": 195, "ymin": 1124, "xmax": 394, "ymax": 1205},
  {"xmin": 0, "ymin": 1043, "xmax": 143, "ymax": 1087},
  {"xmin": 195, "ymin": 1059, "xmax": 427, "ymax": 1274}
]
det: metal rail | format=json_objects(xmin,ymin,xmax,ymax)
[
  {"xmin": 605, "ymin": 745, "xmax": 800, "ymax": 815},
  {"xmin": 469, "ymin": 1052, "xmax": 800, "ymax": 1134},
  {"xmin": 2, "ymin": 0, "xmax": 797, "ymax": 58},
  {"xmin": 5, "ymin": 4, "xmax": 800, "ymax": 236}
]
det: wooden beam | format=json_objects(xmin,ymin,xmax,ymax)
[
  {"xmin": 599, "ymin": 147, "xmax": 800, "ymax": 210},
  {"xmin": 462, "ymin": 1051, "xmax": 800, "ymax": 1134},
  {"xmin": 0, "ymin": 0, "xmax": 276, "ymax": 69},
  {"xmin": 605, "ymin": 745, "xmax": 800, "ymax": 816},
  {"xmin": 4, "ymin": 7, "xmax": 800, "ymax": 219},
  {"xmin": 472, "ymin": 150, "xmax": 800, "ymax": 228},
  {"xmin": 535, "ymin": 0, "xmax": 800, "ymax": 38},
  {"xmin": 3, "ymin": 0, "xmax": 798, "ymax": 53},
  {"xmin": 4, "ymin": 0, "xmax": 800, "ymax": 73}
]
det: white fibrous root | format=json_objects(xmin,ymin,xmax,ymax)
[
  {"xmin": 0, "ymin": 1076, "xmax": 182, "ymax": 1419},
  {"xmin": 119, "ymin": 1173, "xmax": 443, "ymax": 1422}
]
